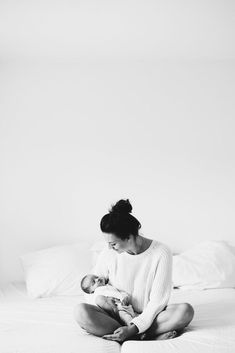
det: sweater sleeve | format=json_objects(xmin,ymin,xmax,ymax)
[{"xmin": 130, "ymin": 247, "xmax": 173, "ymax": 334}]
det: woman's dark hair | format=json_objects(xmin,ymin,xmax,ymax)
[{"xmin": 100, "ymin": 199, "xmax": 141, "ymax": 240}]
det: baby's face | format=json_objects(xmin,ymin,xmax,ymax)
[{"xmin": 85, "ymin": 275, "xmax": 107, "ymax": 293}]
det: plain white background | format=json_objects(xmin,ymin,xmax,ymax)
[{"xmin": 0, "ymin": 0, "xmax": 235, "ymax": 282}]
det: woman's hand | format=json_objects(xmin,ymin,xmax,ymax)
[
  {"xmin": 103, "ymin": 326, "xmax": 131, "ymax": 342},
  {"xmin": 102, "ymin": 324, "xmax": 138, "ymax": 342}
]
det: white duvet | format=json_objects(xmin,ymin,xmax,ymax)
[
  {"xmin": 123, "ymin": 287, "xmax": 235, "ymax": 353},
  {"xmin": 0, "ymin": 283, "xmax": 235, "ymax": 353},
  {"xmin": 0, "ymin": 283, "xmax": 119, "ymax": 353}
]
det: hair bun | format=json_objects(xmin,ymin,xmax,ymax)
[{"xmin": 110, "ymin": 199, "xmax": 132, "ymax": 214}]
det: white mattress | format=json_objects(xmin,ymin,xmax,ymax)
[
  {"xmin": 0, "ymin": 283, "xmax": 235, "ymax": 353},
  {"xmin": 0, "ymin": 282, "xmax": 120, "ymax": 353},
  {"xmin": 123, "ymin": 287, "xmax": 235, "ymax": 353}
]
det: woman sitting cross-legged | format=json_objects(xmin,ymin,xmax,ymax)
[{"xmin": 74, "ymin": 199, "xmax": 194, "ymax": 342}]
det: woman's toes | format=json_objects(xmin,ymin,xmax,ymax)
[{"xmin": 155, "ymin": 330, "xmax": 178, "ymax": 340}]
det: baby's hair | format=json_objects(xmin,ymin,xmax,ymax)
[
  {"xmin": 100, "ymin": 199, "xmax": 141, "ymax": 240},
  {"xmin": 80, "ymin": 275, "xmax": 92, "ymax": 294}
]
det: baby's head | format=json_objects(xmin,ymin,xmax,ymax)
[{"xmin": 81, "ymin": 274, "xmax": 107, "ymax": 294}]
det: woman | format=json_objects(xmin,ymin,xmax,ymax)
[{"xmin": 74, "ymin": 199, "xmax": 194, "ymax": 342}]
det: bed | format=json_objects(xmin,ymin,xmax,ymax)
[
  {"xmin": 1, "ymin": 240, "xmax": 235, "ymax": 353},
  {"xmin": 1, "ymin": 282, "xmax": 235, "ymax": 353},
  {"xmin": 0, "ymin": 282, "xmax": 120, "ymax": 353}
]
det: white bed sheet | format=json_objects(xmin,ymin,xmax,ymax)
[
  {"xmin": 1, "ymin": 283, "xmax": 235, "ymax": 353},
  {"xmin": 123, "ymin": 287, "xmax": 235, "ymax": 353},
  {"xmin": 0, "ymin": 282, "xmax": 120, "ymax": 353}
]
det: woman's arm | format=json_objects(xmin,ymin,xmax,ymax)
[{"xmin": 130, "ymin": 247, "xmax": 173, "ymax": 334}]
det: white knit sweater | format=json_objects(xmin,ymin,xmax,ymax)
[{"xmin": 93, "ymin": 240, "xmax": 172, "ymax": 333}]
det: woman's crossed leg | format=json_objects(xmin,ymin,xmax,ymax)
[{"xmin": 74, "ymin": 301, "xmax": 194, "ymax": 340}]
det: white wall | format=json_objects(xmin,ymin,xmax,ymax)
[{"xmin": 1, "ymin": 1, "xmax": 235, "ymax": 283}]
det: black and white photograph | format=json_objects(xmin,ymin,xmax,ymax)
[{"xmin": 0, "ymin": 1, "xmax": 235, "ymax": 352}]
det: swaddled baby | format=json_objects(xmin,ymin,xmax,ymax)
[{"xmin": 81, "ymin": 274, "xmax": 138, "ymax": 325}]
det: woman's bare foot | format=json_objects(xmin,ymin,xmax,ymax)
[
  {"xmin": 155, "ymin": 330, "xmax": 178, "ymax": 340},
  {"xmin": 140, "ymin": 330, "xmax": 178, "ymax": 341}
]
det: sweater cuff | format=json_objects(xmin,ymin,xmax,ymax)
[{"xmin": 129, "ymin": 317, "xmax": 147, "ymax": 334}]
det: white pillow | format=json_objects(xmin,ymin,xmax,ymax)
[
  {"xmin": 173, "ymin": 241, "xmax": 235, "ymax": 290},
  {"xmin": 21, "ymin": 242, "xmax": 93, "ymax": 298},
  {"xmin": 90, "ymin": 239, "xmax": 108, "ymax": 266}
]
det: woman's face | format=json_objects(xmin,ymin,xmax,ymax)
[{"xmin": 103, "ymin": 233, "xmax": 130, "ymax": 253}]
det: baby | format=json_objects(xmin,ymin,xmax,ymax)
[{"xmin": 81, "ymin": 274, "xmax": 138, "ymax": 326}]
